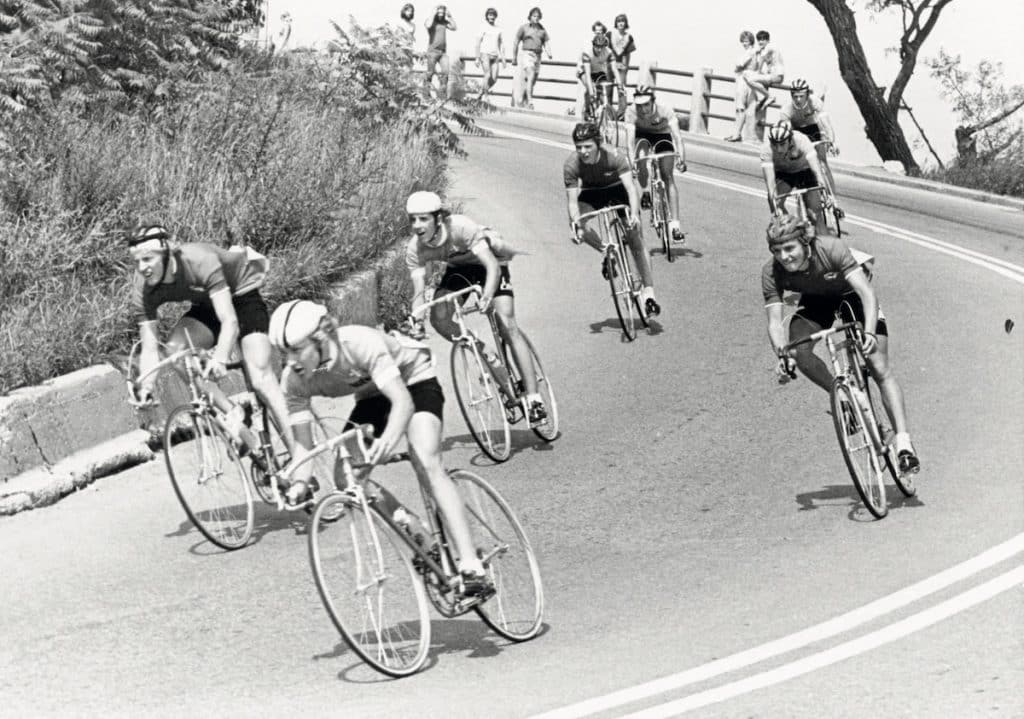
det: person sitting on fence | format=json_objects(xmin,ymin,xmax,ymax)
[
  {"xmin": 780, "ymin": 78, "xmax": 843, "ymax": 216},
  {"xmin": 761, "ymin": 121, "xmax": 831, "ymax": 236},
  {"xmin": 625, "ymin": 85, "xmax": 687, "ymax": 242},
  {"xmin": 475, "ymin": 8, "xmax": 505, "ymax": 100},
  {"xmin": 424, "ymin": 5, "xmax": 457, "ymax": 100},
  {"xmin": 744, "ymin": 30, "xmax": 785, "ymax": 111},
  {"xmin": 511, "ymin": 7, "xmax": 552, "ymax": 109},
  {"xmin": 575, "ymin": 23, "xmax": 624, "ymax": 121},
  {"xmin": 725, "ymin": 30, "xmax": 757, "ymax": 142},
  {"xmin": 608, "ymin": 13, "xmax": 636, "ymax": 95}
]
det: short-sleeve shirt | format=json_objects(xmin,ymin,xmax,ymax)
[
  {"xmin": 758, "ymin": 47, "xmax": 784, "ymax": 78},
  {"xmin": 759, "ymin": 130, "xmax": 818, "ymax": 173},
  {"xmin": 131, "ymin": 243, "xmax": 265, "ymax": 323},
  {"xmin": 514, "ymin": 23, "xmax": 548, "ymax": 54},
  {"xmin": 609, "ymin": 31, "xmax": 635, "ymax": 62},
  {"xmin": 780, "ymin": 96, "xmax": 824, "ymax": 129},
  {"xmin": 563, "ymin": 147, "xmax": 631, "ymax": 189},
  {"xmin": 281, "ymin": 326, "xmax": 436, "ymax": 414},
  {"xmin": 625, "ymin": 103, "xmax": 676, "ymax": 133},
  {"xmin": 405, "ymin": 214, "xmax": 517, "ymax": 272},
  {"xmin": 478, "ymin": 24, "xmax": 502, "ymax": 56},
  {"xmin": 427, "ymin": 19, "xmax": 450, "ymax": 52},
  {"xmin": 761, "ymin": 235, "xmax": 860, "ymax": 306},
  {"xmin": 581, "ymin": 45, "xmax": 614, "ymax": 76}
]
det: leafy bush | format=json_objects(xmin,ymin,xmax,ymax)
[{"xmin": 923, "ymin": 157, "xmax": 1024, "ymax": 199}]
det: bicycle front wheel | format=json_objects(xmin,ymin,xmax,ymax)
[
  {"xmin": 607, "ymin": 245, "xmax": 638, "ymax": 341},
  {"xmin": 309, "ymin": 493, "xmax": 431, "ymax": 678},
  {"xmin": 598, "ymin": 105, "xmax": 618, "ymax": 146},
  {"xmin": 164, "ymin": 404, "xmax": 254, "ymax": 549},
  {"xmin": 654, "ymin": 184, "xmax": 673, "ymax": 263},
  {"xmin": 449, "ymin": 469, "xmax": 544, "ymax": 642},
  {"xmin": 451, "ymin": 342, "xmax": 512, "ymax": 462},
  {"xmin": 830, "ymin": 381, "xmax": 888, "ymax": 519}
]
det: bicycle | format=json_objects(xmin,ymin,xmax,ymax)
[
  {"xmin": 780, "ymin": 318, "xmax": 917, "ymax": 519},
  {"xmin": 129, "ymin": 340, "xmax": 340, "ymax": 550},
  {"xmin": 297, "ymin": 424, "xmax": 544, "ymax": 677},
  {"xmin": 410, "ymin": 284, "xmax": 559, "ymax": 463},
  {"xmin": 773, "ymin": 184, "xmax": 841, "ymax": 238},
  {"xmin": 811, "ymin": 138, "xmax": 845, "ymax": 228},
  {"xmin": 586, "ymin": 78, "xmax": 621, "ymax": 147},
  {"xmin": 574, "ymin": 204, "xmax": 649, "ymax": 341},
  {"xmin": 633, "ymin": 140, "xmax": 687, "ymax": 262}
]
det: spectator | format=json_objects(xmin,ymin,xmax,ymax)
[
  {"xmin": 743, "ymin": 30, "xmax": 785, "ymax": 111},
  {"xmin": 424, "ymin": 5, "xmax": 457, "ymax": 99},
  {"xmin": 725, "ymin": 30, "xmax": 757, "ymax": 142},
  {"xmin": 608, "ymin": 13, "xmax": 636, "ymax": 90},
  {"xmin": 399, "ymin": 3, "xmax": 415, "ymax": 39},
  {"xmin": 511, "ymin": 7, "xmax": 552, "ymax": 109},
  {"xmin": 476, "ymin": 7, "xmax": 505, "ymax": 101}
]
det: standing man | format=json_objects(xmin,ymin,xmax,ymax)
[
  {"xmin": 475, "ymin": 7, "xmax": 505, "ymax": 101},
  {"xmin": 424, "ymin": 5, "xmax": 457, "ymax": 99},
  {"xmin": 511, "ymin": 7, "xmax": 551, "ymax": 109}
]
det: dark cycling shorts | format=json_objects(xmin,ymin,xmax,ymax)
[
  {"xmin": 439, "ymin": 263, "xmax": 513, "ymax": 298},
  {"xmin": 775, "ymin": 168, "xmax": 819, "ymax": 191},
  {"xmin": 183, "ymin": 290, "xmax": 270, "ymax": 339},
  {"xmin": 578, "ymin": 184, "xmax": 629, "ymax": 216},
  {"xmin": 635, "ymin": 130, "xmax": 675, "ymax": 152},
  {"xmin": 793, "ymin": 292, "xmax": 889, "ymax": 337},
  {"xmin": 793, "ymin": 123, "xmax": 822, "ymax": 143},
  {"xmin": 348, "ymin": 378, "xmax": 445, "ymax": 438}
]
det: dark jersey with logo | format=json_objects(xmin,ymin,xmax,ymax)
[
  {"xmin": 563, "ymin": 147, "xmax": 632, "ymax": 190},
  {"xmin": 761, "ymin": 235, "xmax": 860, "ymax": 305}
]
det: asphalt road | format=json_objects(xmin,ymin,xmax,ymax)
[{"xmin": 2, "ymin": 123, "xmax": 1021, "ymax": 719}]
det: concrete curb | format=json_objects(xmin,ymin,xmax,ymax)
[
  {"xmin": 0, "ymin": 242, "xmax": 410, "ymax": 517},
  {"xmin": 481, "ymin": 107, "xmax": 1024, "ymax": 212}
]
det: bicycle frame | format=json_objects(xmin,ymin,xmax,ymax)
[
  {"xmin": 774, "ymin": 185, "xmax": 826, "ymax": 221},
  {"xmin": 577, "ymin": 204, "xmax": 647, "ymax": 337}
]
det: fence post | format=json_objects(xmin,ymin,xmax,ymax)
[{"xmin": 690, "ymin": 66, "xmax": 712, "ymax": 134}]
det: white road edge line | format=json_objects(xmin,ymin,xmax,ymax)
[
  {"xmin": 528, "ymin": 534, "xmax": 1024, "ymax": 719},
  {"xmin": 619, "ymin": 564, "xmax": 1024, "ymax": 718},
  {"xmin": 480, "ymin": 126, "xmax": 1024, "ymax": 285}
]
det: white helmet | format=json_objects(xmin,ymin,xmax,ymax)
[
  {"xmin": 406, "ymin": 190, "xmax": 443, "ymax": 215},
  {"xmin": 268, "ymin": 300, "xmax": 328, "ymax": 350}
]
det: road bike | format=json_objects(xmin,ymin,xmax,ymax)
[
  {"xmin": 411, "ymin": 284, "xmax": 559, "ymax": 463},
  {"xmin": 586, "ymin": 78, "xmax": 622, "ymax": 147},
  {"xmin": 773, "ymin": 184, "xmax": 841, "ymax": 237},
  {"xmin": 129, "ymin": 340, "xmax": 340, "ymax": 549},
  {"xmin": 811, "ymin": 138, "xmax": 845, "ymax": 229},
  {"xmin": 633, "ymin": 139, "xmax": 687, "ymax": 262},
  {"xmin": 575, "ymin": 204, "xmax": 649, "ymax": 341},
  {"xmin": 780, "ymin": 317, "xmax": 917, "ymax": 519},
  {"xmin": 297, "ymin": 424, "xmax": 544, "ymax": 677}
]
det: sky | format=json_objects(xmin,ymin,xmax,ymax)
[{"xmin": 261, "ymin": 1, "xmax": 1024, "ymax": 169}]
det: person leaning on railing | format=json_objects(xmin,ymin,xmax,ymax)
[{"xmin": 511, "ymin": 6, "xmax": 552, "ymax": 109}]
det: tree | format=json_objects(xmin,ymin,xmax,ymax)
[
  {"xmin": 805, "ymin": 0, "xmax": 955, "ymax": 176},
  {"xmin": 926, "ymin": 48, "xmax": 1024, "ymax": 164}
]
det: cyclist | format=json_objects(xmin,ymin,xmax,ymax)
[
  {"xmin": 404, "ymin": 191, "xmax": 549, "ymax": 427},
  {"xmin": 575, "ymin": 24, "xmax": 624, "ymax": 121},
  {"xmin": 267, "ymin": 300, "xmax": 494, "ymax": 597},
  {"xmin": 762, "ymin": 214, "xmax": 920, "ymax": 474},
  {"xmin": 624, "ymin": 85, "xmax": 687, "ymax": 243},
  {"xmin": 779, "ymin": 78, "xmax": 843, "ymax": 217},
  {"xmin": 564, "ymin": 121, "xmax": 661, "ymax": 317},
  {"xmin": 761, "ymin": 120, "xmax": 832, "ymax": 236},
  {"xmin": 127, "ymin": 220, "xmax": 293, "ymax": 461}
]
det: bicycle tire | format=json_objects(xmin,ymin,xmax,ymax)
[
  {"xmin": 163, "ymin": 404, "xmax": 255, "ymax": 549},
  {"xmin": 448, "ymin": 469, "xmax": 544, "ymax": 642},
  {"xmin": 864, "ymin": 375, "xmax": 916, "ymax": 498},
  {"xmin": 450, "ymin": 342, "xmax": 512, "ymax": 462},
  {"xmin": 654, "ymin": 183, "xmax": 673, "ymax": 263},
  {"xmin": 606, "ymin": 247, "xmax": 637, "ymax": 341},
  {"xmin": 501, "ymin": 332, "xmax": 560, "ymax": 442},
  {"xmin": 309, "ymin": 493, "xmax": 431, "ymax": 678},
  {"xmin": 830, "ymin": 381, "xmax": 889, "ymax": 519},
  {"xmin": 598, "ymin": 105, "xmax": 617, "ymax": 146}
]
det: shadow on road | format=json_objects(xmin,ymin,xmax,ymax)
[
  {"xmin": 795, "ymin": 483, "xmax": 926, "ymax": 521},
  {"xmin": 651, "ymin": 247, "xmax": 704, "ymax": 259},
  {"xmin": 443, "ymin": 431, "xmax": 559, "ymax": 466},
  {"xmin": 588, "ymin": 317, "xmax": 665, "ymax": 338},
  {"xmin": 165, "ymin": 505, "xmax": 309, "ymax": 555}
]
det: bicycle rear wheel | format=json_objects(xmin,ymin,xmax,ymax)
[
  {"xmin": 449, "ymin": 469, "xmax": 544, "ymax": 642},
  {"xmin": 607, "ymin": 244, "xmax": 638, "ymax": 341},
  {"xmin": 830, "ymin": 381, "xmax": 888, "ymax": 519},
  {"xmin": 451, "ymin": 342, "xmax": 512, "ymax": 462},
  {"xmin": 865, "ymin": 375, "xmax": 916, "ymax": 498},
  {"xmin": 309, "ymin": 493, "xmax": 431, "ymax": 678},
  {"xmin": 501, "ymin": 333, "xmax": 560, "ymax": 442},
  {"xmin": 164, "ymin": 404, "xmax": 254, "ymax": 549}
]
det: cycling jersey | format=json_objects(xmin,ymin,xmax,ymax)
[
  {"xmin": 761, "ymin": 235, "xmax": 861, "ymax": 305},
  {"xmin": 131, "ymin": 242, "xmax": 266, "ymax": 322},
  {"xmin": 563, "ymin": 147, "xmax": 631, "ymax": 190},
  {"xmin": 281, "ymin": 325, "xmax": 435, "ymax": 416},
  {"xmin": 581, "ymin": 45, "xmax": 614, "ymax": 76},
  {"xmin": 779, "ymin": 96, "xmax": 824, "ymax": 129},
  {"xmin": 759, "ymin": 131, "xmax": 817, "ymax": 174},
  {"xmin": 624, "ymin": 103, "xmax": 675, "ymax": 133},
  {"xmin": 405, "ymin": 214, "xmax": 517, "ymax": 272}
]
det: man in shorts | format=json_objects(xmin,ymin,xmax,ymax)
[
  {"xmin": 475, "ymin": 7, "xmax": 505, "ymax": 100},
  {"xmin": 762, "ymin": 214, "xmax": 920, "ymax": 474},
  {"xmin": 575, "ymin": 23, "xmax": 624, "ymax": 121},
  {"xmin": 511, "ymin": 7, "xmax": 551, "ymax": 109},
  {"xmin": 780, "ymin": 78, "xmax": 843, "ymax": 216},
  {"xmin": 268, "ymin": 300, "xmax": 494, "ymax": 597}
]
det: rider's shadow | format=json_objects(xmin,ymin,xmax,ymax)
[
  {"xmin": 651, "ymin": 247, "xmax": 703, "ymax": 259},
  {"xmin": 166, "ymin": 505, "xmax": 308, "ymax": 554},
  {"xmin": 795, "ymin": 484, "xmax": 925, "ymax": 520},
  {"xmin": 588, "ymin": 318, "xmax": 665, "ymax": 338},
  {"xmin": 442, "ymin": 431, "xmax": 557, "ymax": 466}
]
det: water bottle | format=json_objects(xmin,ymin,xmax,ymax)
[
  {"xmin": 483, "ymin": 349, "xmax": 512, "ymax": 395},
  {"xmin": 392, "ymin": 506, "xmax": 429, "ymax": 549}
]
